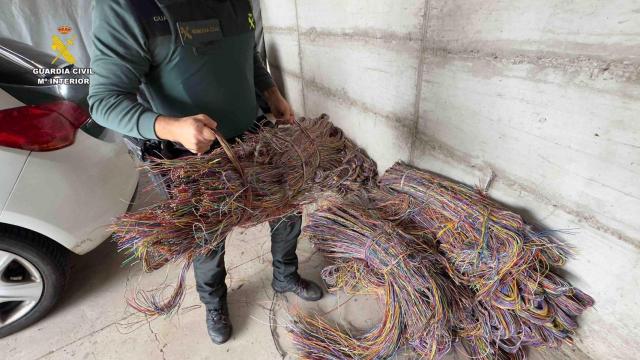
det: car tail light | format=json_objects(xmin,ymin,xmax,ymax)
[{"xmin": 0, "ymin": 101, "xmax": 90, "ymax": 151}]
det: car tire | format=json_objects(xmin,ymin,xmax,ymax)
[{"xmin": 0, "ymin": 226, "xmax": 68, "ymax": 338}]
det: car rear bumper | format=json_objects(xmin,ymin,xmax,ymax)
[{"xmin": 0, "ymin": 130, "xmax": 139, "ymax": 255}]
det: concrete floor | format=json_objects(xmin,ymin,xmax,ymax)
[{"xmin": 1, "ymin": 174, "xmax": 582, "ymax": 360}]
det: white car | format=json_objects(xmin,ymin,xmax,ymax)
[{"xmin": 0, "ymin": 38, "xmax": 138, "ymax": 337}]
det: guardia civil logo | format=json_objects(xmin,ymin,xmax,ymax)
[
  {"xmin": 51, "ymin": 25, "xmax": 77, "ymax": 65},
  {"xmin": 36, "ymin": 25, "xmax": 94, "ymax": 85}
]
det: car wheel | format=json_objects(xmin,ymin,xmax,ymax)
[{"xmin": 0, "ymin": 226, "xmax": 68, "ymax": 338}]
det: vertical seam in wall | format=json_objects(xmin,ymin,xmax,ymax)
[
  {"xmin": 409, "ymin": 0, "xmax": 431, "ymax": 163},
  {"xmin": 293, "ymin": 0, "xmax": 307, "ymax": 115}
]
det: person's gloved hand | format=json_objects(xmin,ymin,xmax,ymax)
[
  {"xmin": 263, "ymin": 86, "xmax": 295, "ymax": 125},
  {"xmin": 154, "ymin": 114, "xmax": 218, "ymax": 154}
]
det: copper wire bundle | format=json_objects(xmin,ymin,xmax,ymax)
[
  {"xmin": 113, "ymin": 114, "xmax": 593, "ymax": 357},
  {"xmin": 112, "ymin": 115, "xmax": 377, "ymax": 316},
  {"xmin": 379, "ymin": 162, "xmax": 594, "ymax": 357},
  {"xmin": 292, "ymin": 191, "xmax": 466, "ymax": 360},
  {"xmin": 291, "ymin": 163, "xmax": 593, "ymax": 359}
]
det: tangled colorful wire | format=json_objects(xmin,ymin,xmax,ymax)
[
  {"xmin": 112, "ymin": 116, "xmax": 593, "ymax": 359},
  {"xmin": 112, "ymin": 115, "xmax": 377, "ymax": 316},
  {"xmin": 291, "ymin": 162, "xmax": 594, "ymax": 359}
]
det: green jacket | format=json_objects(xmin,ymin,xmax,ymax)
[{"xmin": 88, "ymin": 0, "xmax": 274, "ymax": 140}]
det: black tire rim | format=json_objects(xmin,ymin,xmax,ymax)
[{"xmin": 0, "ymin": 250, "xmax": 44, "ymax": 329}]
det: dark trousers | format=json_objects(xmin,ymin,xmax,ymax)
[{"xmin": 193, "ymin": 213, "xmax": 302, "ymax": 310}]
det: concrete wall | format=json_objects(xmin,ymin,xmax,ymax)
[{"xmin": 260, "ymin": 1, "xmax": 640, "ymax": 359}]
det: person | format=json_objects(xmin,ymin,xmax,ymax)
[{"xmin": 88, "ymin": 0, "xmax": 323, "ymax": 345}]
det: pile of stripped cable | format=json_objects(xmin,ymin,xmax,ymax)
[
  {"xmin": 381, "ymin": 163, "xmax": 594, "ymax": 357},
  {"xmin": 111, "ymin": 115, "xmax": 377, "ymax": 316},
  {"xmin": 293, "ymin": 190, "xmax": 466, "ymax": 359},
  {"xmin": 291, "ymin": 162, "xmax": 593, "ymax": 359}
]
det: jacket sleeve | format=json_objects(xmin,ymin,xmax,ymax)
[
  {"xmin": 88, "ymin": 0, "xmax": 160, "ymax": 140},
  {"xmin": 253, "ymin": 45, "xmax": 275, "ymax": 93}
]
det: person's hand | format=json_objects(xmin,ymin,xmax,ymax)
[
  {"xmin": 154, "ymin": 114, "xmax": 218, "ymax": 154},
  {"xmin": 263, "ymin": 86, "xmax": 295, "ymax": 124}
]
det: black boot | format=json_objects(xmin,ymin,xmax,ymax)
[
  {"xmin": 273, "ymin": 277, "xmax": 323, "ymax": 301},
  {"xmin": 205, "ymin": 302, "xmax": 232, "ymax": 345}
]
